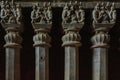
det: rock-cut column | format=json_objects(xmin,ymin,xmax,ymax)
[
  {"xmin": 92, "ymin": 2, "xmax": 116, "ymax": 80},
  {"xmin": 0, "ymin": 1, "xmax": 23, "ymax": 80},
  {"xmin": 31, "ymin": 2, "xmax": 52, "ymax": 80},
  {"xmin": 62, "ymin": 2, "xmax": 84, "ymax": 80}
]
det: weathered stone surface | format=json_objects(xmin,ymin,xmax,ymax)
[
  {"xmin": 31, "ymin": 3, "xmax": 52, "ymax": 80},
  {"xmin": 62, "ymin": 2, "xmax": 84, "ymax": 80},
  {"xmin": 65, "ymin": 47, "xmax": 79, "ymax": 80},
  {"xmin": 6, "ymin": 48, "xmax": 20, "ymax": 80},
  {"xmin": 35, "ymin": 47, "xmax": 49, "ymax": 80},
  {"xmin": 0, "ymin": 1, "xmax": 23, "ymax": 80},
  {"xmin": 93, "ymin": 48, "xmax": 107, "ymax": 80},
  {"xmin": 91, "ymin": 2, "xmax": 116, "ymax": 80}
]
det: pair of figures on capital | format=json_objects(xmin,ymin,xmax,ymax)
[
  {"xmin": 1, "ymin": 1, "xmax": 22, "ymax": 24},
  {"xmin": 93, "ymin": 2, "xmax": 116, "ymax": 24},
  {"xmin": 31, "ymin": 2, "xmax": 52, "ymax": 24},
  {"xmin": 62, "ymin": 1, "xmax": 85, "ymax": 24}
]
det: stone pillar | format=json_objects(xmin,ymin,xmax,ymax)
[
  {"xmin": 62, "ymin": 2, "xmax": 84, "ymax": 80},
  {"xmin": 4, "ymin": 30, "xmax": 22, "ymax": 80},
  {"xmin": 62, "ymin": 28, "xmax": 81, "ymax": 80},
  {"xmin": 31, "ymin": 2, "xmax": 52, "ymax": 80},
  {"xmin": 91, "ymin": 32, "xmax": 109, "ymax": 80},
  {"xmin": 91, "ymin": 2, "xmax": 116, "ymax": 80},
  {"xmin": 33, "ymin": 29, "xmax": 51, "ymax": 80},
  {"xmin": 0, "ymin": 1, "xmax": 23, "ymax": 80}
]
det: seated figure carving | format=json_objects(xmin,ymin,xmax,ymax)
[
  {"xmin": 31, "ymin": 2, "xmax": 52, "ymax": 24},
  {"xmin": 62, "ymin": 1, "xmax": 84, "ymax": 24},
  {"xmin": 0, "ymin": 1, "xmax": 22, "ymax": 24},
  {"xmin": 93, "ymin": 2, "xmax": 116, "ymax": 24}
]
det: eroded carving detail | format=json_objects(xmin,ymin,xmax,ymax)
[
  {"xmin": 93, "ymin": 2, "xmax": 116, "ymax": 24},
  {"xmin": 0, "ymin": 1, "xmax": 22, "ymax": 24},
  {"xmin": 91, "ymin": 32, "xmax": 110, "ymax": 48},
  {"xmin": 62, "ymin": 30, "xmax": 81, "ymax": 46},
  {"xmin": 31, "ymin": 2, "xmax": 52, "ymax": 24},
  {"xmin": 62, "ymin": 1, "xmax": 84, "ymax": 24},
  {"xmin": 62, "ymin": 1, "xmax": 84, "ymax": 47},
  {"xmin": 0, "ymin": 1, "xmax": 23, "ymax": 48},
  {"xmin": 4, "ymin": 31, "xmax": 22, "ymax": 47},
  {"xmin": 33, "ymin": 31, "xmax": 51, "ymax": 47},
  {"xmin": 92, "ymin": 2, "xmax": 116, "ymax": 48}
]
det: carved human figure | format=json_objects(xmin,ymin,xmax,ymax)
[
  {"xmin": 92, "ymin": 3, "xmax": 101, "ymax": 23},
  {"xmin": 62, "ymin": 2, "xmax": 84, "ymax": 24},
  {"xmin": 109, "ymin": 3, "xmax": 116, "ymax": 23},
  {"xmin": 46, "ymin": 6, "xmax": 52, "ymax": 24},
  {"xmin": 11, "ymin": 3, "xmax": 16, "ymax": 17},
  {"xmin": 1, "ymin": 1, "xmax": 6, "ymax": 23},
  {"xmin": 70, "ymin": 5, "xmax": 78, "ymax": 23},
  {"xmin": 1, "ymin": 1, "xmax": 22, "ymax": 24},
  {"xmin": 16, "ymin": 4, "xmax": 22, "ymax": 24},
  {"xmin": 39, "ymin": 7, "xmax": 46, "ymax": 24},
  {"xmin": 76, "ymin": 4, "xmax": 84, "ymax": 23},
  {"xmin": 31, "ymin": 5, "xmax": 37, "ymax": 23},
  {"xmin": 99, "ymin": 3, "xmax": 110, "ymax": 23},
  {"xmin": 93, "ymin": 2, "xmax": 116, "ymax": 24},
  {"xmin": 5, "ymin": 4, "xmax": 16, "ymax": 24},
  {"xmin": 31, "ymin": 2, "xmax": 52, "ymax": 24},
  {"xmin": 62, "ymin": 3, "xmax": 69, "ymax": 24},
  {"xmin": 35, "ymin": 3, "xmax": 42, "ymax": 23}
]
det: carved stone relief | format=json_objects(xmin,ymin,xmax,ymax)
[
  {"xmin": 0, "ymin": 1, "xmax": 23, "ymax": 47},
  {"xmin": 93, "ymin": 2, "xmax": 116, "ymax": 24},
  {"xmin": 62, "ymin": 1, "xmax": 84, "ymax": 24},
  {"xmin": 1, "ymin": 1, "xmax": 22, "ymax": 24},
  {"xmin": 62, "ymin": 1, "xmax": 84, "ymax": 47},
  {"xmin": 92, "ymin": 2, "xmax": 116, "ymax": 33},
  {"xmin": 31, "ymin": 2, "xmax": 52, "ymax": 24},
  {"xmin": 31, "ymin": 2, "xmax": 52, "ymax": 47}
]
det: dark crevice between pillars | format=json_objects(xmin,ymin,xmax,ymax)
[
  {"xmin": 79, "ymin": 9, "xmax": 93, "ymax": 80},
  {"xmin": 21, "ymin": 7, "xmax": 35, "ymax": 80},
  {"xmin": 108, "ymin": 9, "xmax": 120, "ymax": 80},
  {"xmin": 0, "ymin": 25, "xmax": 5, "ymax": 80},
  {"xmin": 50, "ymin": 7, "xmax": 64, "ymax": 80}
]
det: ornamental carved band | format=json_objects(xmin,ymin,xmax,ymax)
[
  {"xmin": 92, "ymin": 2, "xmax": 116, "ymax": 48},
  {"xmin": 62, "ymin": 1, "xmax": 84, "ymax": 47},
  {"xmin": 31, "ymin": 2, "xmax": 52, "ymax": 47}
]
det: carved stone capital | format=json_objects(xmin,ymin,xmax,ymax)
[
  {"xmin": 62, "ymin": 30, "xmax": 81, "ymax": 47},
  {"xmin": 33, "ymin": 31, "xmax": 51, "ymax": 47},
  {"xmin": 1, "ymin": 23, "xmax": 23, "ymax": 48},
  {"xmin": 0, "ymin": 1, "xmax": 23, "ymax": 48},
  {"xmin": 62, "ymin": 23, "xmax": 83, "ymax": 47},
  {"xmin": 62, "ymin": 2, "xmax": 84, "ymax": 24},
  {"xmin": 31, "ymin": 2, "xmax": 52, "ymax": 24},
  {"xmin": 62, "ymin": 2, "xmax": 84, "ymax": 47},
  {"xmin": 4, "ymin": 31, "xmax": 22, "ymax": 48},
  {"xmin": 93, "ymin": 2, "xmax": 116, "ymax": 24},
  {"xmin": 32, "ymin": 24, "xmax": 51, "ymax": 47},
  {"xmin": 91, "ymin": 32, "xmax": 110, "ymax": 48},
  {"xmin": 0, "ymin": 1, "xmax": 22, "ymax": 25},
  {"xmin": 31, "ymin": 2, "xmax": 52, "ymax": 47},
  {"xmin": 92, "ymin": 2, "xmax": 116, "ymax": 48}
]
